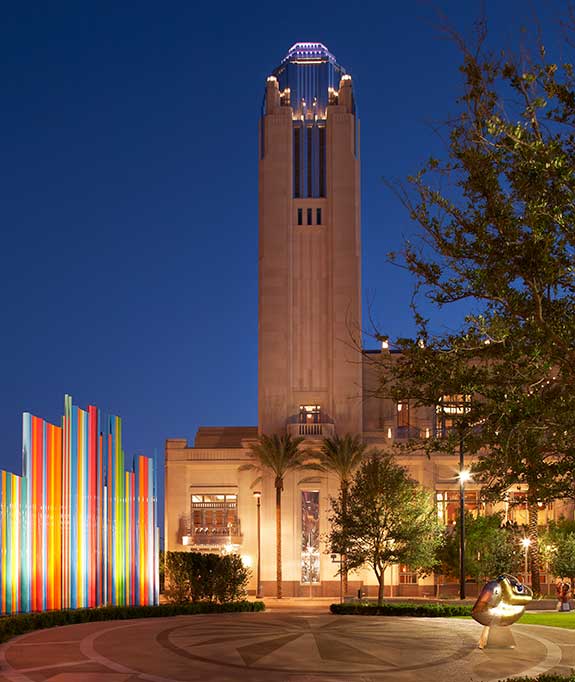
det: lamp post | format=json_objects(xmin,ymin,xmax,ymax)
[
  {"xmin": 458, "ymin": 431, "xmax": 472, "ymax": 600},
  {"xmin": 253, "ymin": 491, "xmax": 262, "ymax": 598},
  {"xmin": 522, "ymin": 537, "xmax": 531, "ymax": 585}
]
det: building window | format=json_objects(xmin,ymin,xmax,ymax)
[
  {"xmin": 316, "ymin": 208, "xmax": 322, "ymax": 225},
  {"xmin": 307, "ymin": 127, "xmax": 313, "ymax": 197},
  {"xmin": 307, "ymin": 208, "xmax": 313, "ymax": 225},
  {"xmin": 319, "ymin": 126, "xmax": 326, "ymax": 197},
  {"xmin": 190, "ymin": 493, "xmax": 239, "ymax": 542},
  {"xmin": 396, "ymin": 400, "xmax": 410, "ymax": 437},
  {"xmin": 436, "ymin": 490, "xmax": 479, "ymax": 525},
  {"xmin": 299, "ymin": 405, "xmax": 321, "ymax": 423},
  {"xmin": 301, "ymin": 491, "xmax": 320, "ymax": 584},
  {"xmin": 293, "ymin": 126, "xmax": 301, "ymax": 198},
  {"xmin": 297, "ymin": 208, "xmax": 303, "ymax": 226},
  {"xmin": 399, "ymin": 564, "xmax": 418, "ymax": 584},
  {"xmin": 435, "ymin": 394, "xmax": 471, "ymax": 437}
]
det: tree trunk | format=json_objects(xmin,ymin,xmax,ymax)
[
  {"xmin": 528, "ymin": 501, "xmax": 541, "ymax": 595},
  {"xmin": 276, "ymin": 478, "xmax": 282, "ymax": 599},
  {"xmin": 341, "ymin": 483, "xmax": 348, "ymax": 597},
  {"xmin": 377, "ymin": 576, "xmax": 384, "ymax": 605}
]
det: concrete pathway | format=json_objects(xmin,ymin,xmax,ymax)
[{"xmin": 0, "ymin": 610, "xmax": 573, "ymax": 682}]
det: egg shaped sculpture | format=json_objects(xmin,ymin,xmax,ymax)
[{"xmin": 471, "ymin": 574, "xmax": 533, "ymax": 627}]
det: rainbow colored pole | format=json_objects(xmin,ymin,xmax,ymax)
[{"xmin": 0, "ymin": 395, "xmax": 159, "ymax": 614}]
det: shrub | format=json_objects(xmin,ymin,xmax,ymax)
[
  {"xmin": 329, "ymin": 602, "xmax": 472, "ymax": 617},
  {"xmin": 165, "ymin": 551, "xmax": 250, "ymax": 603},
  {"xmin": 0, "ymin": 601, "xmax": 264, "ymax": 644},
  {"xmin": 502, "ymin": 676, "xmax": 575, "ymax": 682}
]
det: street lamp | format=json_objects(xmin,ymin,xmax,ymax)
[
  {"xmin": 253, "ymin": 491, "xmax": 262, "ymax": 598},
  {"xmin": 458, "ymin": 436, "xmax": 472, "ymax": 602},
  {"xmin": 521, "ymin": 537, "xmax": 531, "ymax": 584}
]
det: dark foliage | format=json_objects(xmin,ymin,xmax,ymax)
[
  {"xmin": 0, "ymin": 601, "xmax": 264, "ymax": 644},
  {"xmin": 329, "ymin": 602, "xmax": 471, "ymax": 617},
  {"xmin": 164, "ymin": 551, "xmax": 250, "ymax": 603}
]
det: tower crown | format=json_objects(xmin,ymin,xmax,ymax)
[
  {"xmin": 268, "ymin": 42, "xmax": 349, "ymax": 120},
  {"xmin": 282, "ymin": 42, "xmax": 337, "ymax": 64}
]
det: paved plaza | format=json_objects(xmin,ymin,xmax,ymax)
[{"xmin": 0, "ymin": 609, "xmax": 573, "ymax": 682}]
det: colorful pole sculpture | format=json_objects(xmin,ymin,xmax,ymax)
[{"xmin": 0, "ymin": 395, "xmax": 159, "ymax": 614}]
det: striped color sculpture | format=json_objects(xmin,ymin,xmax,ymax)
[{"xmin": 0, "ymin": 395, "xmax": 159, "ymax": 614}]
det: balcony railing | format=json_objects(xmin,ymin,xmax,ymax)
[
  {"xmin": 287, "ymin": 423, "xmax": 335, "ymax": 438},
  {"xmin": 181, "ymin": 523, "xmax": 242, "ymax": 547}
]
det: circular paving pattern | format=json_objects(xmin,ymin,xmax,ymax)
[{"xmin": 0, "ymin": 611, "xmax": 573, "ymax": 681}]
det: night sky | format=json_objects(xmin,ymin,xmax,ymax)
[{"xmin": 1, "ymin": 1, "xmax": 565, "ymax": 531}]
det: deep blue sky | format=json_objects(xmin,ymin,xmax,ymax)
[{"xmin": 0, "ymin": 1, "xmax": 565, "ymax": 529}]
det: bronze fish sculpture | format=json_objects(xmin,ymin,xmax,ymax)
[{"xmin": 472, "ymin": 574, "xmax": 532, "ymax": 627}]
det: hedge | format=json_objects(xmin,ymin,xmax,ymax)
[
  {"xmin": 502, "ymin": 676, "xmax": 575, "ymax": 682},
  {"xmin": 330, "ymin": 602, "xmax": 472, "ymax": 617},
  {"xmin": 165, "ymin": 551, "xmax": 250, "ymax": 603},
  {"xmin": 0, "ymin": 600, "xmax": 265, "ymax": 644}
]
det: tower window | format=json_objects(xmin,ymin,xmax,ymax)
[
  {"xmin": 319, "ymin": 127, "xmax": 326, "ymax": 197},
  {"xmin": 297, "ymin": 208, "xmax": 303, "ymax": 226},
  {"xmin": 307, "ymin": 208, "xmax": 313, "ymax": 225},
  {"xmin": 307, "ymin": 127, "xmax": 313, "ymax": 197},
  {"xmin": 294, "ymin": 127, "xmax": 301, "ymax": 198},
  {"xmin": 316, "ymin": 208, "xmax": 322, "ymax": 225}
]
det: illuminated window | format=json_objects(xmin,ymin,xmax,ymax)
[
  {"xmin": 399, "ymin": 564, "xmax": 417, "ymax": 584},
  {"xmin": 301, "ymin": 491, "xmax": 320, "ymax": 584},
  {"xmin": 435, "ymin": 394, "xmax": 471, "ymax": 437},
  {"xmin": 297, "ymin": 208, "xmax": 303, "ymax": 226},
  {"xmin": 307, "ymin": 208, "xmax": 313, "ymax": 225},
  {"xmin": 316, "ymin": 208, "xmax": 322, "ymax": 225},
  {"xmin": 436, "ymin": 490, "xmax": 479, "ymax": 524},
  {"xmin": 299, "ymin": 405, "xmax": 321, "ymax": 423},
  {"xmin": 190, "ymin": 494, "xmax": 238, "ymax": 540},
  {"xmin": 397, "ymin": 401, "xmax": 409, "ymax": 428},
  {"xmin": 307, "ymin": 127, "xmax": 313, "ymax": 197}
]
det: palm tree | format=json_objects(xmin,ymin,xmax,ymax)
[
  {"xmin": 317, "ymin": 433, "xmax": 367, "ymax": 596},
  {"xmin": 243, "ymin": 433, "xmax": 306, "ymax": 599}
]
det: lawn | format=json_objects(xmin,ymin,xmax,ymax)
[
  {"xmin": 459, "ymin": 612, "xmax": 575, "ymax": 630},
  {"xmin": 518, "ymin": 612, "xmax": 575, "ymax": 630}
]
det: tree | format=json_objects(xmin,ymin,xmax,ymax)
[
  {"xmin": 329, "ymin": 452, "xmax": 442, "ymax": 605},
  {"xmin": 549, "ymin": 534, "xmax": 575, "ymax": 590},
  {"xmin": 242, "ymin": 433, "xmax": 307, "ymax": 599},
  {"xmin": 375, "ymin": 21, "xmax": 575, "ymax": 594},
  {"xmin": 316, "ymin": 433, "xmax": 367, "ymax": 596},
  {"xmin": 438, "ymin": 513, "xmax": 522, "ymax": 587}
]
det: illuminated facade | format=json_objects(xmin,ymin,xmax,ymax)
[
  {"xmin": 0, "ymin": 395, "xmax": 159, "ymax": 614},
  {"xmin": 165, "ymin": 44, "xmax": 574, "ymax": 597}
]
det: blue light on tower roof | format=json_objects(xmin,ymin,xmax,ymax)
[{"xmin": 283, "ymin": 42, "xmax": 337, "ymax": 63}]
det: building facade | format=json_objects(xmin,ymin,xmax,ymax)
[{"xmin": 165, "ymin": 43, "xmax": 573, "ymax": 597}]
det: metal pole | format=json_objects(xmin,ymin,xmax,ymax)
[
  {"xmin": 256, "ymin": 495, "xmax": 262, "ymax": 598},
  {"xmin": 459, "ymin": 431, "xmax": 466, "ymax": 600},
  {"xmin": 340, "ymin": 561, "xmax": 343, "ymax": 604},
  {"xmin": 524, "ymin": 546, "xmax": 529, "ymax": 584}
]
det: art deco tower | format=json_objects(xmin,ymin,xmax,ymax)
[{"xmin": 258, "ymin": 43, "xmax": 362, "ymax": 437}]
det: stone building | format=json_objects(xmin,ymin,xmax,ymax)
[{"xmin": 165, "ymin": 43, "xmax": 571, "ymax": 597}]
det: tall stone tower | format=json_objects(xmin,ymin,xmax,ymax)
[{"xmin": 258, "ymin": 43, "xmax": 362, "ymax": 437}]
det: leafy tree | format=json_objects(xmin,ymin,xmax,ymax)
[
  {"xmin": 549, "ymin": 534, "xmax": 575, "ymax": 589},
  {"xmin": 242, "ymin": 433, "xmax": 307, "ymax": 599},
  {"xmin": 438, "ymin": 513, "xmax": 522, "ymax": 586},
  {"xmin": 315, "ymin": 433, "xmax": 367, "ymax": 596},
  {"xmin": 375, "ymin": 21, "xmax": 575, "ymax": 594},
  {"xmin": 329, "ymin": 452, "xmax": 442, "ymax": 605}
]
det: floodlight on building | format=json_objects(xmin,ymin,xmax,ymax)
[
  {"xmin": 241, "ymin": 555, "xmax": 253, "ymax": 568},
  {"xmin": 182, "ymin": 535, "xmax": 191, "ymax": 546}
]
